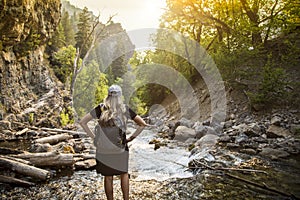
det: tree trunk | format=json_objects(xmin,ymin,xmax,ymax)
[
  {"xmin": 13, "ymin": 151, "xmax": 74, "ymax": 167},
  {"xmin": 0, "ymin": 157, "xmax": 50, "ymax": 181},
  {"xmin": 34, "ymin": 133, "xmax": 73, "ymax": 145}
]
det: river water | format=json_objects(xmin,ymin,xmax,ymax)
[{"xmin": 128, "ymin": 128, "xmax": 193, "ymax": 181}]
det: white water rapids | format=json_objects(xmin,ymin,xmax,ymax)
[{"xmin": 127, "ymin": 128, "xmax": 193, "ymax": 181}]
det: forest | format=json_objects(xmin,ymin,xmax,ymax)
[
  {"xmin": 0, "ymin": 0, "xmax": 299, "ymax": 199},
  {"xmin": 46, "ymin": 0, "xmax": 299, "ymax": 123}
]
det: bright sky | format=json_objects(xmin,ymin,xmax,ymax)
[{"xmin": 68, "ymin": 0, "xmax": 167, "ymax": 31}]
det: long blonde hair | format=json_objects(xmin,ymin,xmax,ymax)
[{"xmin": 99, "ymin": 95, "xmax": 127, "ymax": 128}]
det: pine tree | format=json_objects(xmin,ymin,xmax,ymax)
[
  {"xmin": 75, "ymin": 7, "xmax": 92, "ymax": 58},
  {"xmin": 61, "ymin": 10, "xmax": 75, "ymax": 46}
]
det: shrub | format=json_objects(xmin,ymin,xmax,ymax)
[{"xmin": 248, "ymin": 59, "xmax": 288, "ymax": 106}]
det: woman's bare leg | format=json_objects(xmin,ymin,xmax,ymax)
[
  {"xmin": 120, "ymin": 173, "xmax": 129, "ymax": 200},
  {"xmin": 104, "ymin": 176, "xmax": 114, "ymax": 200}
]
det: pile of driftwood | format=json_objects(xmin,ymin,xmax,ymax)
[{"xmin": 0, "ymin": 127, "xmax": 96, "ymax": 187}]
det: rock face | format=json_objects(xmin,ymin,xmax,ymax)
[
  {"xmin": 0, "ymin": 1, "xmax": 61, "ymax": 50},
  {"xmin": 0, "ymin": 1, "xmax": 68, "ymax": 128}
]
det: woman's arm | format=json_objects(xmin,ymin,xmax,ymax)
[
  {"xmin": 79, "ymin": 113, "xmax": 95, "ymax": 139},
  {"xmin": 126, "ymin": 115, "xmax": 147, "ymax": 142}
]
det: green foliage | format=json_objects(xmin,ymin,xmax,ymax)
[
  {"xmin": 247, "ymin": 59, "xmax": 288, "ymax": 105},
  {"xmin": 157, "ymin": 0, "xmax": 299, "ymax": 109},
  {"xmin": 52, "ymin": 45, "xmax": 76, "ymax": 83},
  {"xmin": 130, "ymin": 96, "xmax": 148, "ymax": 116},
  {"xmin": 94, "ymin": 73, "xmax": 109, "ymax": 105},
  {"xmin": 61, "ymin": 10, "xmax": 76, "ymax": 46},
  {"xmin": 29, "ymin": 113, "xmax": 34, "ymax": 125},
  {"xmin": 75, "ymin": 7, "xmax": 92, "ymax": 58},
  {"xmin": 73, "ymin": 60, "xmax": 102, "ymax": 118},
  {"xmin": 188, "ymin": 144, "xmax": 195, "ymax": 151},
  {"xmin": 60, "ymin": 107, "xmax": 74, "ymax": 126},
  {"xmin": 14, "ymin": 29, "xmax": 42, "ymax": 57},
  {"xmin": 49, "ymin": 23, "xmax": 66, "ymax": 51}
]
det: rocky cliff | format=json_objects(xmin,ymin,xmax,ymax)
[{"xmin": 0, "ymin": 0, "xmax": 70, "ymax": 129}]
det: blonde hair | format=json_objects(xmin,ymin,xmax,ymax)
[{"xmin": 99, "ymin": 95, "xmax": 127, "ymax": 127}]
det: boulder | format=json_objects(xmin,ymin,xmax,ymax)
[
  {"xmin": 266, "ymin": 125, "xmax": 291, "ymax": 138},
  {"xmin": 195, "ymin": 134, "xmax": 219, "ymax": 149},
  {"xmin": 173, "ymin": 126, "xmax": 197, "ymax": 142},
  {"xmin": 194, "ymin": 125, "xmax": 207, "ymax": 138}
]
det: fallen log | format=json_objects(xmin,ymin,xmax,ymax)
[
  {"xmin": 0, "ymin": 147, "xmax": 24, "ymax": 155},
  {"xmin": 0, "ymin": 157, "xmax": 50, "ymax": 181},
  {"xmin": 34, "ymin": 133, "xmax": 73, "ymax": 145},
  {"xmin": 0, "ymin": 175, "xmax": 35, "ymax": 187},
  {"xmin": 13, "ymin": 151, "xmax": 74, "ymax": 167},
  {"xmin": 29, "ymin": 126, "xmax": 86, "ymax": 136},
  {"xmin": 0, "ymin": 155, "xmax": 31, "ymax": 165}
]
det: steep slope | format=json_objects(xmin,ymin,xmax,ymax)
[{"xmin": 0, "ymin": 0, "xmax": 70, "ymax": 128}]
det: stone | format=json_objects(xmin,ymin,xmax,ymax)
[
  {"xmin": 174, "ymin": 126, "xmax": 197, "ymax": 142},
  {"xmin": 75, "ymin": 159, "xmax": 96, "ymax": 170},
  {"xmin": 223, "ymin": 120, "xmax": 233, "ymax": 129},
  {"xmin": 178, "ymin": 117, "xmax": 194, "ymax": 128},
  {"xmin": 259, "ymin": 147, "xmax": 290, "ymax": 160},
  {"xmin": 239, "ymin": 148, "xmax": 257, "ymax": 155},
  {"xmin": 270, "ymin": 115, "xmax": 282, "ymax": 125},
  {"xmin": 235, "ymin": 133, "xmax": 249, "ymax": 144},
  {"xmin": 226, "ymin": 143, "xmax": 240, "ymax": 149},
  {"xmin": 266, "ymin": 125, "xmax": 291, "ymax": 138},
  {"xmin": 218, "ymin": 135, "xmax": 231, "ymax": 143},
  {"xmin": 244, "ymin": 123, "xmax": 262, "ymax": 137},
  {"xmin": 206, "ymin": 126, "xmax": 218, "ymax": 135},
  {"xmin": 194, "ymin": 125, "xmax": 207, "ymax": 138},
  {"xmin": 195, "ymin": 134, "xmax": 219, "ymax": 149}
]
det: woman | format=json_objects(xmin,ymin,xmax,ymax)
[{"xmin": 79, "ymin": 84, "xmax": 148, "ymax": 200}]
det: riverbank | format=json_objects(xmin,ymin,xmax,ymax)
[
  {"xmin": 1, "ymin": 110, "xmax": 300, "ymax": 199},
  {"xmin": 1, "ymin": 153, "xmax": 299, "ymax": 200}
]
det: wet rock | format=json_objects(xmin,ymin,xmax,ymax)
[
  {"xmin": 174, "ymin": 126, "xmax": 196, "ymax": 142},
  {"xmin": 259, "ymin": 147, "xmax": 290, "ymax": 160},
  {"xmin": 266, "ymin": 125, "xmax": 291, "ymax": 138}
]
